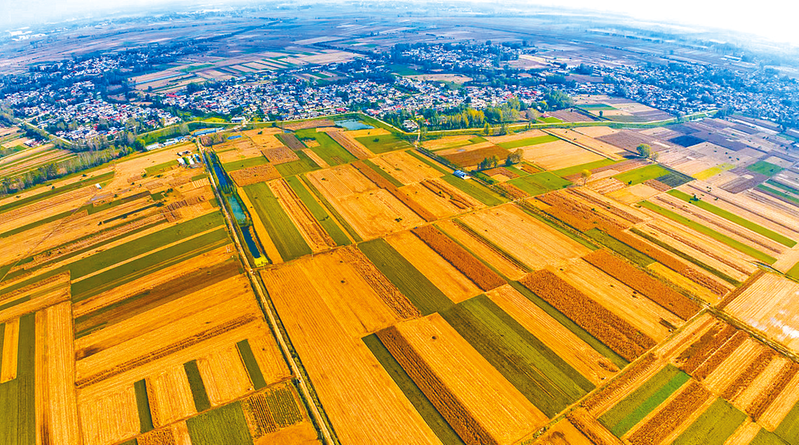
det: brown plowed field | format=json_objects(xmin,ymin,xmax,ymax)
[{"xmin": 262, "ymin": 146, "xmax": 300, "ymax": 164}]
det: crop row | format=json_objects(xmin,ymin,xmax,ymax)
[
  {"xmin": 584, "ymin": 249, "xmax": 700, "ymax": 320},
  {"xmin": 421, "ymin": 180, "xmax": 474, "ymax": 210},
  {"xmin": 327, "ymin": 131, "xmax": 371, "ymax": 159},
  {"xmin": 627, "ymin": 381, "xmax": 711, "ymax": 445},
  {"xmin": 717, "ymin": 270, "xmax": 766, "ymax": 310},
  {"xmin": 351, "ymin": 160, "xmax": 437, "ymax": 222},
  {"xmin": 643, "ymin": 224, "xmax": 749, "ymax": 277},
  {"xmin": 377, "ymin": 326, "xmax": 495, "ymax": 445},
  {"xmin": 678, "ymin": 324, "xmax": 736, "ymax": 374},
  {"xmin": 412, "ymin": 225, "xmax": 504, "ymax": 291},
  {"xmin": 519, "ymin": 270, "xmax": 656, "ymax": 362},
  {"xmin": 567, "ymin": 188, "xmax": 643, "ymax": 224},
  {"xmin": 496, "ymin": 183, "xmax": 529, "ymax": 200},
  {"xmin": 537, "ymin": 190, "xmax": 627, "ymax": 233},
  {"xmin": 721, "ymin": 348, "xmax": 778, "ymax": 401},
  {"xmin": 566, "ymin": 409, "xmax": 623, "ymax": 445},
  {"xmin": 611, "ymin": 229, "xmax": 730, "ymax": 297},
  {"xmin": 749, "ymin": 361, "xmax": 799, "ymax": 421},
  {"xmin": 692, "ymin": 331, "xmax": 748, "ymax": 380}
]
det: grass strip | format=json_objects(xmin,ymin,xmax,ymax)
[
  {"xmin": 186, "ymin": 401, "xmax": 253, "ymax": 445},
  {"xmin": 639, "ymin": 201, "xmax": 776, "ymax": 264},
  {"xmin": 552, "ymin": 159, "xmax": 618, "ymax": 178},
  {"xmin": 358, "ymin": 238, "xmax": 452, "ymax": 315},
  {"xmin": 356, "ymin": 133, "xmax": 412, "ymax": 154},
  {"xmin": 508, "ymin": 281, "xmax": 628, "ymax": 369},
  {"xmin": 600, "ymin": 365, "xmax": 689, "ymax": 436},
  {"xmin": 243, "ymin": 183, "xmax": 312, "ymax": 260},
  {"xmin": 274, "ymin": 150, "xmax": 320, "ymax": 177},
  {"xmin": 134, "ymin": 379, "xmax": 154, "ymax": 433},
  {"xmin": 184, "ymin": 360, "xmax": 212, "ymax": 412},
  {"xmin": 285, "ymin": 176, "xmax": 350, "ymax": 246},
  {"xmin": 222, "ymin": 156, "xmax": 269, "ymax": 172},
  {"xmin": 236, "ymin": 339, "xmax": 266, "ymax": 390},
  {"xmin": 614, "ymin": 164, "xmax": 673, "ymax": 186},
  {"xmin": 441, "ymin": 295, "xmax": 593, "ymax": 417},
  {"xmin": 758, "ymin": 184, "xmax": 799, "ymax": 206},
  {"xmin": 440, "ymin": 175, "xmax": 506, "ymax": 206},
  {"xmin": 668, "ymin": 190, "xmax": 795, "ymax": 247},
  {"xmin": 363, "ymin": 334, "xmax": 465, "ymax": 445}
]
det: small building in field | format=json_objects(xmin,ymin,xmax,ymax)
[{"xmin": 454, "ymin": 170, "xmax": 469, "ymax": 179}]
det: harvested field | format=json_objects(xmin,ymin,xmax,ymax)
[
  {"xmin": 567, "ymin": 408, "xmax": 623, "ymax": 445},
  {"xmin": 262, "ymin": 146, "xmax": 300, "ymax": 164},
  {"xmin": 458, "ymin": 204, "xmax": 590, "ymax": 270},
  {"xmin": 520, "ymin": 140, "xmax": 605, "ymax": 170},
  {"xmin": 146, "ymin": 365, "xmax": 197, "ymax": 427},
  {"xmin": 351, "ymin": 160, "xmax": 436, "ymax": 221},
  {"xmin": 305, "ymin": 164, "xmax": 424, "ymax": 240},
  {"xmin": 386, "ymin": 231, "xmax": 480, "ymax": 304},
  {"xmin": 435, "ymin": 220, "xmax": 528, "ymax": 281},
  {"xmin": 553, "ymin": 259, "xmax": 682, "ymax": 343},
  {"xmin": 606, "ymin": 183, "xmax": 661, "ymax": 204},
  {"xmin": 269, "ymin": 179, "xmax": 336, "ymax": 252},
  {"xmin": 487, "ymin": 284, "xmax": 619, "ymax": 385},
  {"xmin": 583, "ymin": 249, "xmax": 700, "ymax": 320},
  {"xmin": 533, "ymin": 418, "xmax": 592, "ymax": 445},
  {"xmin": 282, "ymin": 119, "xmax": 335, "ymax": 131},
  {"xmin": 412, "ymin": 225, "xmax": 504, "ymax": 291},
  {"xmin": 547, "ymin": 128, "xmax": 626, "ymax": 158},
  {"xmin": 326, "ymin": 131, "xmax": 373, "ymax": 159},
  {"xmin": 261, "ymin": 260, "xmax": 439, "ymax": 445},
  {"xmin": 759, "ymin": 370, "xmax": 799, "ymax": 431},
  {"xmin": 379, "ymin": 314, "xmax": 548, "ymax": 445},
  {"xmin": 520, "ymin": 269, "xmax": 656, "ymax": 361},
  {"xmin": 276, "ymin": 133, "xmax": 305, "ymax": 150},
  {"xmin": 197, "ymin": 345, "xmax": 253, "ymax": 407},
  {"xmin": 78, "ymin": 385, "xmax": 140, "ymax": 445},
  {"xmin": 724, "ymin": 273, "xmax": 799, "ymax": 353},
  {"xmin": 369, "ymin": 151, "xmax": 442, "ymax": 185},
  {"xmin": 398, "ymin": 181, "xmax": 475, "ymax": 219},
  {"xmin": 229, "ymin": 164, "xmax": 281, "ymax": 186},
  {"xmin": 35, "ymin": 302, "xmax": 81, "ymax": 445}
]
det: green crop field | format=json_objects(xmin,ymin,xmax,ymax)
[
  {"xmin": 508, "ymin": 171, "xmax": 571, "ymax": 196},
  {"xmin": 599, "ymin": 365, "xmax": 689, "ymax": 436},
  {"xmin": 775, "ymin": 399, "xmax": 799, "ymax": 444},
  {"xmin": 668, "ymin": 190, "xmax": 795, "ymax": 247},
  {"xmin": 237, "ymin": 339, "xmax": 266, "ymax": 390},
  {"xmin": 356, "ymin": 134, "xmax": 412, "ymax": 154},
  {"xmin": 508, "ymin": 281, "xmax": 628, "ymax": 369},
  {"xmin": 538, "ymin": 116, "xmax": 562, "ymax": 123},
  {"xmin": 752, "ymin": 428, "xmax": 793, "ymax": 445},
  {"xmin": 187, "ymin": 402, "xmax": 253, "ymax": 445},
  {"xmin": 497, "ymin": 134, "xmax": 559, "ymax": 150},
  {"xmin": 184, "ymin": 360, "xmax": 212, "ymax": 412},
  {"xmin": 71, "ymin": 227, "xmax": 230, "ymax": 301},
  {"xmin": 759, "ymin": 184, "xmax": 799, "ymax": 206},
  {"xmin": 0, "ymin": 313, "xmax": 36, "ymax": 445},
  {"xmin": 613, "ymin": 164, "xmax": 673, "ymax": 186},
  {"xmin": 639, "ymin": 201, "xmax": 777, "ymax": 264},
  {"xmin": 441, "ymin": 295, "xmax": 593, "ymax": 417},
  {"xmin": 244, "ymin": 183, "xmax": 312, "ymax": 261},
  {"xmin": 363, "ymin": 334, "xmax": 466, "ymax": 445},
  {"xmin": 285, "ymin": 177, "xmax": 351, "ymax": 246},
  {"xmin": 747, "ymin": 160, "xmax": 784, "ymax": 177},
  {"xmin": 69, "ymin": 212, "xmax": 225, "ymax": 280},
  {"xmin": 552, "ymin": 159, "xmax": 618, "ymax": 178},
  {"xmin": 274, "ymin": 150, "xmax": 320, "ymax": 177},
  {"xmin": 134, "ymin": 379, "xmax": 155, "ymax": 433},
  {"xmin": 672, "ymin": 398, "xmax": 746, "ymax": 445},
  {"xmin": 296, "ymin": 129, "xmax": 356, "ymax": 166},
  {"xmin": 358, "ymin": 239, "xmax": 452, "ymax": 315},
  {"xmin": 440, "ymin": 175, "xmax": 506, "ymax": 206},
  {"xmin": 222, "ymin": 156, "xmax": 270, "ymax": 172}
]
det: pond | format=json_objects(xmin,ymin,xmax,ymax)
[
  {"xmin": 227, "ymin": 195, "xmax": 247, "ymax": 224},
  {"xmin": 335, "ymin": 119, "xmax": 373, "ymax": 131}
]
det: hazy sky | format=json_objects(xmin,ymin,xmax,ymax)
[{"xmin": 2, "ymin": 0, "xmax": 798, "ymax": 46}]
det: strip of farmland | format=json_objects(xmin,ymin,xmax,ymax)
[{"xmin": 243, "ymin": 182, "xmax": 312, "ymax": 261}]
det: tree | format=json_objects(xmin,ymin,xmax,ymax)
[
  {"xmin": 483, "ymin": 122, "xmax": 492, "ymax": 135},
  {"xmin": 505, "ymin": 149, "xmax": 523, "ymax": 166},
  {"xmin": 580, "ymin": 169, "xmax": 592, "ymax": 186},
  {"xmin": 637, "ymin": 143, "xmax": 652, "ymax": 159}
]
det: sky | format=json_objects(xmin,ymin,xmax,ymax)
[{"xmin": 2, "ymin": 0, "xmax": 799, "ymax": 46}]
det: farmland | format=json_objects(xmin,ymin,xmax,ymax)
[{"xmin": 5, "ymin": 110, "xmax": 799, "ymax": 445}]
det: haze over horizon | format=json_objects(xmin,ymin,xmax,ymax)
[{"xmin": 1, "ymin": 0, "xmax": 798, "ymax": 48}]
